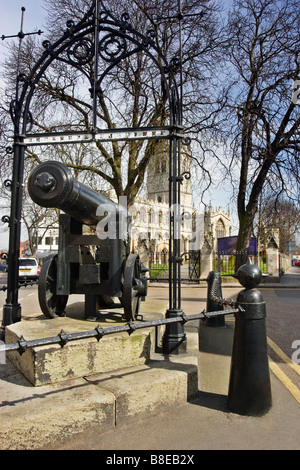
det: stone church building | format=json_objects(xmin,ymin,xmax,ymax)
[{"xmin": 128, "ymin": 145, "xmax": 231, "ymax": 271}]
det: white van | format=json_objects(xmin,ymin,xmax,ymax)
[{"xmin": 19, "ymin": 258, "xmax": 40, "ymax": 281}]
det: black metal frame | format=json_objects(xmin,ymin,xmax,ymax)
[{"xmin": 1, "ymin": 1, "xmax": 188, "ymax": 353}]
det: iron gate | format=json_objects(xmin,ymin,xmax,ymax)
[
  {"xmin": 149, "ymin": 250, "xmax": 201, "ymax": 282},
  {"xmin": 214, "ymin": 236, "xmax": 267, "ymax": 275}
]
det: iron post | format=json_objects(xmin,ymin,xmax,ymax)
[
  {"xmin": 206, "ymin": 271, "xmax": 225, "ymax": 327},
  {"xmin": 1, "ymin": 143, "xmax": 25, "ymax": 336}
]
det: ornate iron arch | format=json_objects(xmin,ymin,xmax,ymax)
[
  {"xmin": 2, "ymin": 0, "xmax": 188, "ymax": 352},
  {"xmin": 14, "ymin": 0, "xmax": 182, "ymax": 136}
]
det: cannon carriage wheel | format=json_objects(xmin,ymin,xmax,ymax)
[
  {"xmin": 38, "ymin": 254, "xmax": 68, "ymax": 318},
  {"xmin": 122, "ymin": 254, "xmax": 142, "ymax": 322}
]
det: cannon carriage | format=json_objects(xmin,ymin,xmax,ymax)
[{"xmin": 28, "ymin": 161, "xmax": 147, "ymax": 321}]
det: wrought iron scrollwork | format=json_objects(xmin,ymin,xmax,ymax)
[
  {"xmin": 9, "ymin": 99, "xmax": 20, "ymax": 127},
  {"xmin": 181, "ymin": 251, "xmax": 191, "ymax": 261},
  {"xmin": 24, "ymin": 110, "xmax": 33, "ymax": 133},
  {"xmin": 10, "ymin": 99, "xmax": 33, "ymax": 132},
  {"xmin": 67, "ymin": 37, "xmax": 94, "ymax": 65},
  {"xmin": 98, "ymin": 33, "xmax": 127, "ymax": 62},
  {"xmin": 120, "ymin": 12, "xmax": 130, "ymax": 26},
  {"xmin": 4, "ymin": 179, "xmax": 12, "ymax": 190},
  {"xmin": 2, "ymin": 0, "xmax": 190, "ymax": 338},
  {"xmin": 182, "ymin": 136, "xmax": 191, "ymax": 146},
  {"xmin": 66, "ymin": 19, "xmax": 76, "ymax": 30},
  {"xmin": 1, "ymin": 215, "xmax": 10, "ymax": 224},
  {"xmin": 170, "ymin": 57, "xmax": 181, "ymax": 73},
  {"xmin": 182, "ymin": 210, "xmax": 191, "ymax": 220},
  {"xmin": 181, "ymin": 171, "xmax": 191, "ymax": 180},
  {"xmin": 142, "ymin": 29, "xmax": 155, "ymax": 48},
  {"xmin": 42, "ymin": 39, "xmax": 51, "ymax": 50}
]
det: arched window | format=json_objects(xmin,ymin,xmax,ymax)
[
  {"xmin": 159, "ymin": 210, "xmax": 163, "ymax": 225},
  {"xmin": 215, "ymin": 218, "xmax": 226, "ymax": 239},
  {"xmin": 140, "ymin": 208, "xmax": 146, "ymax": 223},
  {"xmin": 161, "ymin": 157, "xmax": 167, "ymax": 173}
]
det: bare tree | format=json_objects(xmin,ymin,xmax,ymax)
[
  {"xmin": 22, "ymin": 203, "xmax": 59, "ymax": 258},
  {"xmin": 0, "ymin": 0, "xmax": 224, "ymax": 208},
  {"xmin": 222, "ymin": 0, "xmax": 300, "ymax": 266},
  {"xmin": 255, "ymin": 193, "xmax": 300, "ymax": 253}
]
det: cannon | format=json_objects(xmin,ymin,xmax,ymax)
[{"xmin": 28, "ymin": 161, "xmax": 147, "ymax": 321}]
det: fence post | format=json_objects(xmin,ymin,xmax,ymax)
[
  {"xmin": 206, "ymin": 271, "xmax": 225, "ymax": 327},
  {"xmin": 228, "ymin": 261, "xmax": 272, "ymax": 416}
]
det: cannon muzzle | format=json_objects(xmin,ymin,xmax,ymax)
[{"xmin": 28, "ymin": 161, "xmax": 124, "ymax": 228}]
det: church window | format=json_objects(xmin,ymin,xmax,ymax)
[
  {"xmin": 216, "ymin": 219, "xmax": 226, "ymax": 239},
  {"xmin": 159, "ymin": 210, "xmax": 163, "ymax": 224}
]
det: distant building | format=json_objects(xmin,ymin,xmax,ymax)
[
  {"xmin": 129, "ymin": 146, "xmax": 231, "ymax": 266},
  {"xmin": 24, "ymin": 220, "xmax": 59, "ymax": 260}
]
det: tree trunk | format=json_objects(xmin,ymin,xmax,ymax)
[{"xmin": 235, "ymin": 220, "xmax": 251, "ymax": 271}]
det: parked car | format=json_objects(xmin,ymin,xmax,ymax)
[
  {"xmin": 18, "ymin": 258, "xmax": 40, "ymax": 281},
  {"xmin": 0, "ymin": 264, "xmax": 7, "ymax": 272},
  {"xmin": 294, "ymin": 259, "xmax": 300, "ymax": 267}
]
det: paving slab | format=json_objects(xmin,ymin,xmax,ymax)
[
  {"xmin": 0, "ymin": 343, "xmax": 198, "ymax": 450},
  {"xmin": 0, "ymin": 361, "xmax": 115, "ymax": 450}
]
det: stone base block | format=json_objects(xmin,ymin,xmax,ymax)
[
  {"xmin": 5, "ymin": 314, "xmax": 159, "ymax": 386},
  {"xmin": 85, "ymin": 353, "xmax": 199, "ymax": 426}
]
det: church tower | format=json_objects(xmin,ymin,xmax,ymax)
[{"xmin": 147, "ymin": 141, "xmax": 193, "ymax": 212}]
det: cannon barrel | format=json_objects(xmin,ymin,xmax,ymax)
[{"xmin": 28, "ymin": 161, "xmax": 123, "ymax": 228}]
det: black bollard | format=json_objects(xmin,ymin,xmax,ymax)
[
  {"xmin": 228, "ymin": 261, "xmax": 272, "ymax": 416},
  {"xmin": 162, "ymin": 309, "xmax": 187, "ymax": 354},
  {"xmin": 206, "ymin": 271, "xmax": 225, "ymax": 327}
]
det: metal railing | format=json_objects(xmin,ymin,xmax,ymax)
[
  {"xmin": 213, "ymin": 251, "xmax": 267, "ymax": 276},
  {"xmin": 0, "ymin": 305, "xmax": 241, "ymax": 356},
  {"xmin": 0, "ymin": 280, "xmax": 39, "ymax": 292}
]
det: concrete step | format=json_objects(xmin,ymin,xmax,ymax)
[{"xmin": 0, "ymin": 334, "xmax": 199, "ymax": 450}]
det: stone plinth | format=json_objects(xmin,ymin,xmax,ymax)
[{"xmin": 5, "ymin": 305, "xmax": 166, "ymax": 386}]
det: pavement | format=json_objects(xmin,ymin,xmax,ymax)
[{"xmin": 0, "ymin": 268, "xmax": 299, "ymax": 451}]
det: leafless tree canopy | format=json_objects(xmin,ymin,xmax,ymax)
[
  {"xmin": 1, "ymin": 0, "xmax": 223, "ymax": 203},
  {"xmin": 222, "ymin": 0, "xmax": 300, "ymax": 256},
  {"xmin": 255, "ymin": 193, "xmax": 300, "ymax": 252}
]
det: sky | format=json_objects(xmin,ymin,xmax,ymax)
[
  {"xmin": 0, "ymin": 1, "xmax": 46, "ymax": 249},
  {"xmin": 0, "ymin": 1, "xmax": 238, "ymax": 250},
  {"xmin": 0, "ymin": 1, "xmax": 46, "ymax": 38}
]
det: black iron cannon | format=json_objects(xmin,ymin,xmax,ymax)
[{"xmin": 28, "ymin": 161, "xmax": 147, "ymax": 321}]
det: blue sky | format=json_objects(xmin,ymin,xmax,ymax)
[
  {"xmin": 0, "ymin": 2, "xmax": 47, "ymax": 249},
  {"xmin": 0, "ymin": 1, "xmax": 46, "ymax": 38}
]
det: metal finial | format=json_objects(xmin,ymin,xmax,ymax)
[
  {"xmin": 235, "ymin": 262, "xmax": 262, "ymax": 289},
  {"xmin": 1, "ymin": 7, "xmax": 43, "ymax": 41}
]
